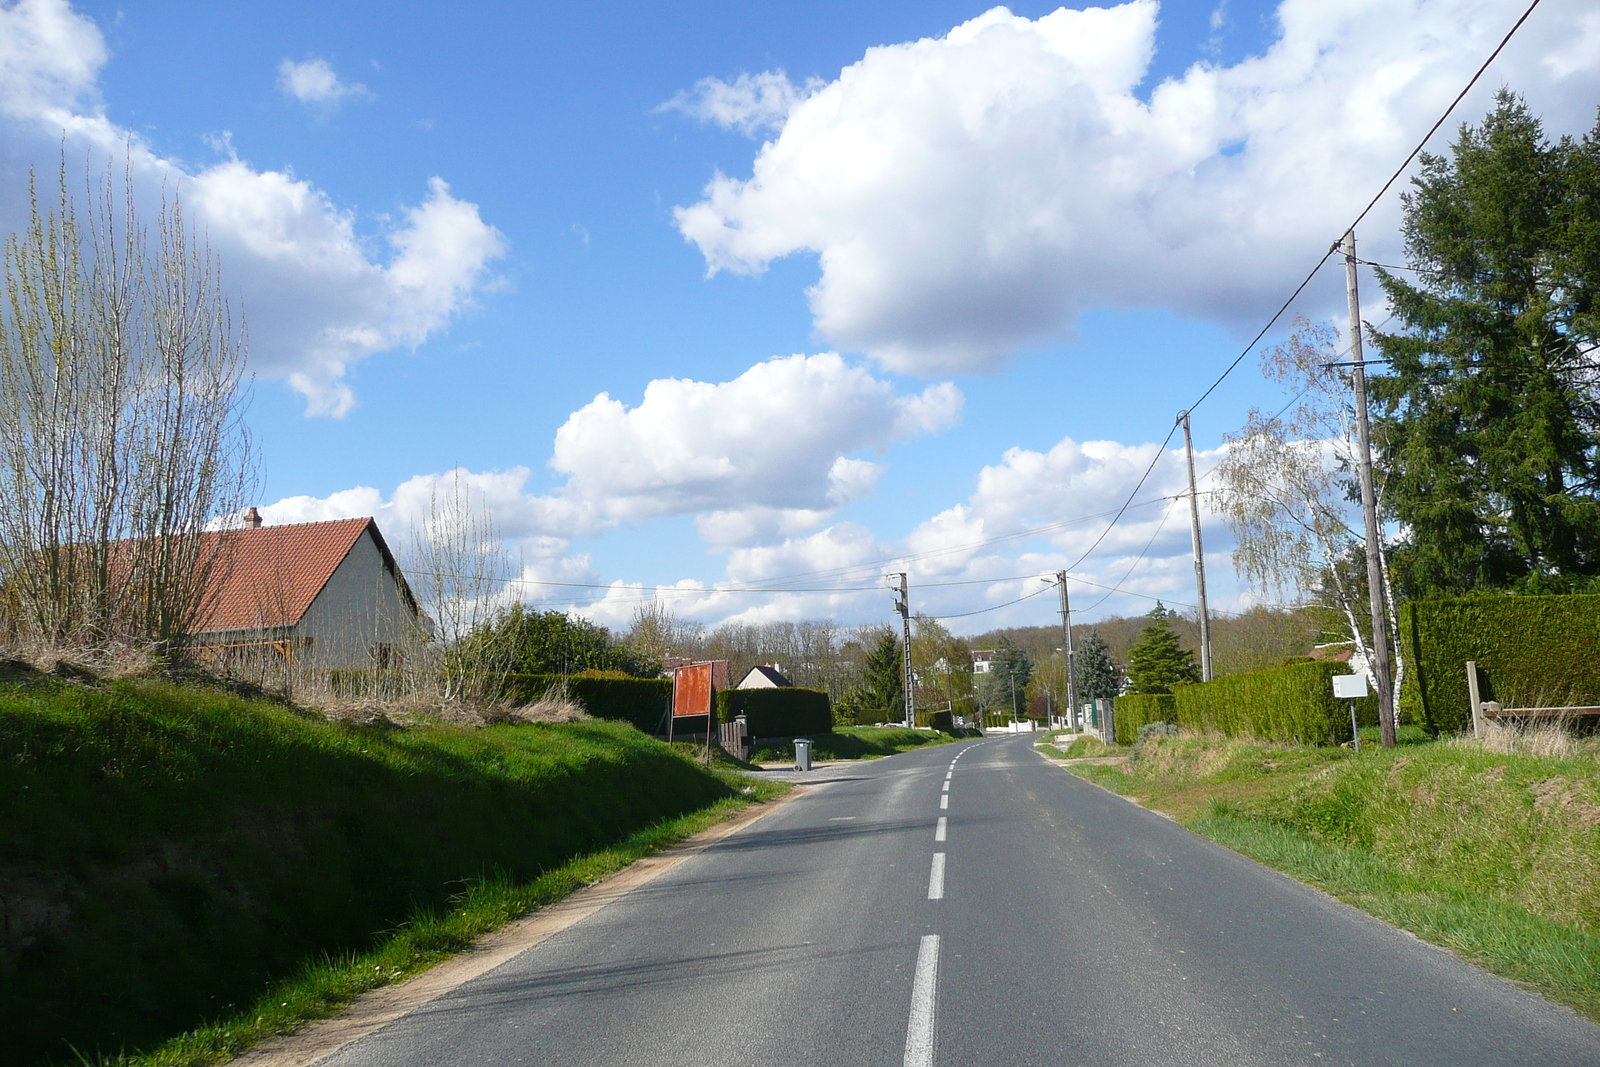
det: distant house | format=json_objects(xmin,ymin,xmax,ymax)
[
  {"xmin": 190, "ymin": 511, "xmax": 425, "ymax": 671},
  {"xmin": 970, "ymin": 649, "xmax": 997, "ymax": 675},
  {"xmin": 737, "ymin": 664, "xmax": 792, "ymax": 689}
]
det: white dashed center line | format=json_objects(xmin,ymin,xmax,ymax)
[
  {"xmin": 927, "ymin": 853, "xmax": 946, "ymax": 899},
  {"xmin": 941, "ymin": 781, "xmax": 950, "ymax": 792},
  {"xmin": 903, "ymin": 935, "xmax": 940, "ymax": 1067},
  {"xmin": 935, "ymin": 817, "xmax": 947, "ymax": 842},
  {"xmin": 939, "ymin": 794, "xmax": 948, "ymax": 810}
]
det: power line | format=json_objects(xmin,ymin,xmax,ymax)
[
  {"xmin": 1347, "ymin": 0, "xmax": 1543, "ymax": 238},
  {"xmin": 1180, "ymin": 0, "xmax": 1540, "ymax": 423},
  {"xmin": 926, "ymin": 582, "xmax": 1055, "ymax": 620},
  {"xmin": 461, "ymin": 3, "xmax": 1545, "ymax": 624}
]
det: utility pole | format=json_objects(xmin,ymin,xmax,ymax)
[
  {"xmin": 1179, "ymin": 412, "xmax": 1214, "ymax": 681},
  {"xmin": 892, "ymin": 573, "xmax": 915, "ymax": 728},
  {"xmin": 1055, "ymin": 571, "xmax": 1079, "ymax": 732},
  {"xmin": 1343, "ymin": 230, "xmax": 1397, "ymax": 748}
]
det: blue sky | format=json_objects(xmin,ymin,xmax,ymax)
[{"xmin": 4, "ymin": 0, "xmax": 1598, "ymax": 632}]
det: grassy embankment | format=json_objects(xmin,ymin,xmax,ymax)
[
  {"xmin": 1062, "ymin": 732, "xmax": 1600, "ymax": 1021},
  {"xmin": 752, "ymin": 725, "xmax": 959, "ymax": 762},
  {"xmin": 0, "ymin": 665, "xmax": 786, "ymax": 1067}
]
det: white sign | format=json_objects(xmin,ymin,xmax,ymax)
[{"xmin": 1332, "ymin": 674, "xmax": 1369, "ymax": 699}]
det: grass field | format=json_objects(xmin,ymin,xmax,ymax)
[
  {"xmin": 1066, "ymin": 733, "xmax": 1600, "ymax": 1021},
  {"xmin": 752, "ymin": 725, "xmax": 959, "ymax": 762},
  {"xmin": 0, "ymin": 666, "xmax": 785, "ymax": 1067}
]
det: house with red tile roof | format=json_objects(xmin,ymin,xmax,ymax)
[{"xmin": 191, "ymin": 510, "xmax": 425, "ymax": 671}]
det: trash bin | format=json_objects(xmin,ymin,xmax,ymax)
[{"xmin": 794, "ymin": 737, "xmax": 813, "ymax": 772}]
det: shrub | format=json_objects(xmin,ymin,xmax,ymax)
[
  {"xmin": 1399, "ymin": 593, "xmax": 1600, "ymax": 734},
  {"xmin": 718, "ymin": 686, "xmax": 833, "ymax": 738},
  {"xmin": 1113, "ymin": 693, "xmax": 1176, "ymax": 744},
  {"xmin": 1173, "ymin": 660, "xmax": 1376, "ymax": 744},
  {"xmin": 928, "ymin": 710, "xmax": 955, "ymax": 733},
  {"xmin": 504, "ymin": 674, "xmax": 672, "ymax": 734}
]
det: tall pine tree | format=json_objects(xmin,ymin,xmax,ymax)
[
  {"xmin": 854, "ymin": 632, "xmax": 904, "ymax": 721},
  {"xmin": 1073, "ymin": 629, "xmax": 1120, "ymax": 701},
  {"xmin": 1124, "ymin": 615, "xmax": 1201, "ymax": 695},
  {"xmin": 1372, "ymin": 92, "xmax": 1600, "ymax": 596}
]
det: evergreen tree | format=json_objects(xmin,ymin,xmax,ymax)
[
  {"xmin": 1073, "ymin": 629, "xmax": 1120, "ymax": 701},
  {"xmin": 1371, "ymin": 91, "xmax": 1600, "ymax": 596},
  {"xmin": 1124, "ymin": 615, "xmax": 1201, "ymax": 694},
  {"xmin": 978, "ymin": 636, "xmax": 1033, "ymax": 718},
  {"xmin": 855, "ymin": 632, "xmax": 905, "ymax": 721}
]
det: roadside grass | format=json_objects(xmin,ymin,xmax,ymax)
[
  {"xmin": 1033, "ymin": 732, "xmax": 1116, "ymax": 760},
  {"xmin": 752, "ymin": 726, "xmax": 956, "ymax": 762},
  {"xmin": 0, "ymin": 669, "xmax": 786, "ymax": 1067},
  {"xmin": 1066, "ymin": 733, "xmax": 1600, "ymax": 1021},
  {"xmin": 81, "ymin": 790, "xmax": 785, "ymax": 1067}
]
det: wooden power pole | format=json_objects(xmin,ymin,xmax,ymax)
[
  {"xmin": 1342, "ymin": 230, "xmax": 1397, "ymax": 747},
  {"xmin": 893, "ymin": 573, "xmax": 915, "ymax": 728},
  {"xmin": 1179, "ymin": 411, "xmax": 1213, "ymax": 681}
]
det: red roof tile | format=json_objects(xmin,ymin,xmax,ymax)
[{"xmin": 195, "ymin": 517, "xmax": 380, "ymax": 633}]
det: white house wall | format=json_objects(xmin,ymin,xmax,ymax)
[{"xmin": 297, "ymin": 531, "xmax": 423, "ymax": 669}]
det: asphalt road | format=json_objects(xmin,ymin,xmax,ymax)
[{"xmin": 317, "ymin": 734, "xmax": 1600, "ymax": 1066}]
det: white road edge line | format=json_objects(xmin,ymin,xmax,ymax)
[
  {"xmin": 903, "ymin": 934, "xmax": 941, "ymax": 1067},
  {"xmin": 939, "ymin": 794, "xmax": 948, "ymax": 810},
  {"xmin": 927, "ymin": 853, "xmax": 946, "ymax": 900},
  {"xmin": 935, "ymin": 817, "xmax": 947, "ymax": 842}
]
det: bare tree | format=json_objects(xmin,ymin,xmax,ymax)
[
  {"xmin": 623, "ymin": 599, "xmax": 703, "ymax": 666},
  {"xmin": 0, "ymin": 159, "xmax": 253, "ymax": 654},
  {"xmin": 1213, "ymin": 317, "xmax": 1405, "ymax": 703},
  {"xmin": 405, "ymin": 470, "xmax": 515, "ymax": 701}
]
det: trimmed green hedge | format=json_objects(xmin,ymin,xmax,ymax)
[
  {"xmin": 1399, "ymin": 594, "xmax": 1600, "ymax": 734},
  {"xmin": 718, "ymin": 686, "xmax": 833, "ymax": 738},
  {"xmin": 1173, "ymin": 660, "xmax": 1376, "ymax": 744},
  {"xmin": 504, "ymin": 674, "xmax": 672, "ymax": 734},
  {"xmin": 1112, "ymin": 694, "xmax": 1176, "ymax": 745}
]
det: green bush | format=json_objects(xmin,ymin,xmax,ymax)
[
  {"xmin": 1399, "ymin": 593, "xmax": 1600, "ymax": 733},
  {"xmin": 1113, "ymin": 693, "xmax": 1175, "ymax": 744},
  {"xmin": 1174, "ymin": 660, "xmax": 1376, "ymax": 744},
  {"xmin": 718, "ymin": 686, "xmax": 833, "ymax": 738},
  {"xmin": 504, "ymin": 673, "xmax": 672, "ymax": 734}
]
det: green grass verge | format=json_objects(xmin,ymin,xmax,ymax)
[
  {"xmin": 84, "ymin": 787, "xmax": 786, "ymax": 1067},
  {"xmin": 0, "ymin": 668, "xmax": 786, "ymax": 1067},
  {"xmin": 1066, "ymin": 735, "xmax": 1600, "ymax": 1021},
  {"xmin": 752, "ymin": 725, "xmax": 957, "ymax": 762}
]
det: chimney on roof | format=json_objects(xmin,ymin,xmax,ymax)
[{"xmin": 243, "ymin": 506, "xmax": 262, "ymax": 529}]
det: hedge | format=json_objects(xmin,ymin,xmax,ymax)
[
  {"xmin": 1173, "ymin": 660, "xmax": 1376, "ymax": 745},
  {"xmin": 504, "ymin": 673, "xmax": 672, "ymax": 734},
  {"xmin": 1399, "ymin": 593, "xmax": 1600, "ymax": 734},
  {"xmin": 718, "ymin": 686, "xmax": 833, "ymax": 738},
  {"xmin": 1112, "ymin": 694, "xmax": 1176, "ymax": 745}
]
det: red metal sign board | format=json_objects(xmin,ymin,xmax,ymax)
[{"xmin": 672, "ymin": 662, "xmax": 713, "ymax": 717}]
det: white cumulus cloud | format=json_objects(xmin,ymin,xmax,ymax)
[
  {"xmin": 659, "ymin": 69, "xmax": 824, "ymax": 136},
  {"xmin": 549, "ymin": 352, "xmax": 962, "ymax": 541},
  {"xmin": 258, "ymin": 428, "xmax": 1256, "ymax": 630},
  {"xmin": 262, "ymin": 354, "xmax": 962, "ymax": 567},
  {"xmin": 276, "ymin": 57, "xmax": 371, "ymax": 107},
  {"xmin": 672, "ymin": 0, "xmax": 1600, "ymax": 376},
  {"xmin": 0, "ymin": 0, "xmax": 503, "ymax": 416}
]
